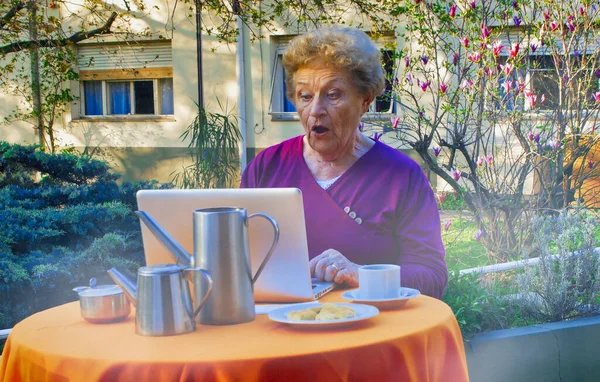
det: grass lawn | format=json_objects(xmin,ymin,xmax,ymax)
[{"xmin": 442, "ymin": 217, "xmax": 489, "ymax": 272}]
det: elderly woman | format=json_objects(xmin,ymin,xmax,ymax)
[{"xmin": 241, "ymin": 27, "xmax": 447, "ymax": 299}]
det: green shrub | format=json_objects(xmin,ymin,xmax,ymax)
[
  {"xmin": 437, "ymin": 191, "xmax": 467, "ymax": 211},
  {"xmin": 442, "ymin": 271, "xmax": 511, "ymax": 339},
  {"xmin": 0, "ymin": 142, "xmax": 170, "ymax": 330},
  {"xmin": 515, "ymin": 209, "xmax": 600, "ymax": 323}
]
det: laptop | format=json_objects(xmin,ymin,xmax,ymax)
[{"xmin": 135, "ymin": 188, "xmax": 335, "ymax": 302}]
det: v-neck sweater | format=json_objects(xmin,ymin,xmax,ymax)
[{"xmin": 241, "ymin": 135, "xmax": 448, "ymax": 299}]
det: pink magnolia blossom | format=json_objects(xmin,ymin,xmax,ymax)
[
  {"xmin": 502, "ymin": 80, "xmax": 513, "ymax": 94},
  {"xmin": 461, "ymin": 37, "xmax": 469, "ymax": 48},
  {"xmin": 469, "ymin": 1, "xmax": 476, "ymax": 9},
  {"xmin": 421, "ymin": 56, "xmax": 428, "ymax": 65},
  {"xmin": 513, "ymin": 16, "xmax": 522, "ymax": 27},
  {"xmin": 451, "ymin": 168, "xmax": 461, "ymax": 181},
  {"xmin": 593, "ymin": 92, "xmax": 600, "ymax": 103},
  {"xmin": 517, "ymin": 79, "xmax": 526, "ymax": 93},
  {"xmin": 568, "ymin": 21, "xmax": 576, "ymax": 32},
  {"xmin": 525, "ymin": 90, "xmax": 538, "ymax": 108},
  {"xmin": 530, "ymin": 42, "xmax": 539, "ymax": 53},
  {"xmin": 449, "ymin": 4, "xmax": 457, "ymax": 17},
  {"xmin": 485, "ymin": 155, "xmax": 493, "ymax": 166},
  {"xmin": 438, "ymin": 193, "xmax": 447, "ymax": 204},
  {"xmin": 440, "ymin": 83, "xmax": 448, "ymax": 95},
  {"xmin": 404, "ymin": 56, "xmax": 410, "ymax": 68},
  {"xmin": 420, "ymin": 81, "xmax": 430, "ymax": 91},
  {"xmin": 580, "ymin": 7, "xmax": 586, "ymax": 16},
  {"xmin": 481, "ymin": 24, "xmax": 491, "ymax": 40},
  {"xmin": 445, "ymin": 219, "xmax": 453, "ymax": 231},
  {"xmin": 371, "ymin": 132, "xmax": 382, "ymax": 141},
  {"xmin": 501, "ymin": 63, "xmax": 514, "ymax": 75},
  {"xmin": 491, "ymin": 41, "xmax": 503, "ymax": 57},
  {"xmin": 548, "ymin": 139, "xmax": 561, "ymax": 150},
  {"xmin": 550, "ymin": 21, "xmax": 559, "ymax": 31},
  {"xmin": 527, "ymin": 132, "xmax": 535, "ymax": 141},
  {"xmin": 484, "ymin": 67, "xmax": 495, "ymax": 77},
  {"xmin": 432, "ymin": 146, "xmax": 442, "ymax": 157},
  {"xmin": 543, "ymin": 9, "xmax": 551, "ymax": 20},
  {"xmin": 391, "ymin": 115, "xmax": 400, "ymax": 129},
  {"xmin": 406, "ymin": 73, "xmax": 414, "ymax": 85},
  {"xmin": 476, "ymin": 229, "xmax": 485, "ymax": 241},
  {"xmin": 460, "ymin": 79, "xmax": 474, "ymax": 90},
  {"xmin": 468, "ymin": 51, "xmax": 481, "ymax": 63},
  {"xmin": 540, "ymin": 94, "xmax": 546, "ymax": 104},
  {"xmin": 452, "ymin": 53, "xmax": 460, "ymax": 66},
  {"xmin": 588, "ymin": 160, "xmax": 594, "ymax": 169},
  {"xmin": 509, "ymin": 43, "xmax": 520, "ymax": 58},
  {"xmin": 477, "ymin": 156, "xmax": 484, "ymax": 166},
  {"xmin": 595, "ymin": 69, "xmax": 600, "ymax": 78}
]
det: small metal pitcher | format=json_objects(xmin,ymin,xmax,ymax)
[
  {"xmin": 108, "ymin": 264, "xmax": 212, "ymax": 336},
  {"xmin": 136, "ymin": 207, "xmax": 279, "ymax": 325}
]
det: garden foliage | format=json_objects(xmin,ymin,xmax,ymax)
[{"xmin": 0, "ymin": 142, "xmax": 170, "ymax": 330}]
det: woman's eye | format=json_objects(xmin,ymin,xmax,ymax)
[
  {"xmin": 299, "ymin": 93, "xmax": 312, "ymax": 102},
  {"xmin": 328, "ymin": 91, "xmax": 341, "ymax": 99}
]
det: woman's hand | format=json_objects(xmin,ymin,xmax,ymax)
[{"xmin": 309, "ymin": 249, "xmax": 359, "ymax": 287}]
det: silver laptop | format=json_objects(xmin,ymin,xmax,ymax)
[{"xmin": 136, "ymin": 188, "xmax": 335, "ymax": 302}]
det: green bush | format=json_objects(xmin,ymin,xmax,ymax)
[
  {"xmin": 437, "ymin": 191, "xmax": 467, "ymax": 211},
  {"xmin": 442, "ymin": 271, "xmax": 511, "ymax": 339},
  {"xmin": 0, "ymin": 142, "xmax": 170, "ymax": 330}
]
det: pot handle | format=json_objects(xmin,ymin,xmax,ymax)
[
  {"xmin": 248, "ymin": 213, "xmax": 280, "ymax": 284},
  {"xmin": 185, "ymin": 268, "xmax": 213, "ymax": 320}
]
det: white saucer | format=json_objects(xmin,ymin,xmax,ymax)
[
  {"xmin": 341, "ymin": 287, "xmax": 421, "ymax": 309},
  {"xmin": 268, "ymin": 302, "xmax": 379, "ymax": 329}
]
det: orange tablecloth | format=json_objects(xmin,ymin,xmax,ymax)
[{"xmin": 0, "ymin": 290, "xmax": 469, "ymax": 381}]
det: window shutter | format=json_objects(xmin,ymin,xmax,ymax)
[{"xmin": 77, "ymin": 41, "xmax": 173, "ymax": 80}]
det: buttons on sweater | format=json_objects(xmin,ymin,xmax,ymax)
[{"xmin": 344, "ymin": 206, "xmax": 362, "ymax": 225}]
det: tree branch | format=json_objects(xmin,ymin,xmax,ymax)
[
  {"xmin": 0, "ymin": 11, "xmax": 118, "ymax": 54},
  {"xmin": 0, "ymin": 1, "xmax": 25, "ymax": 31}
]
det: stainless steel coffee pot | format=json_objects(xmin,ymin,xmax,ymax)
[
  {"xmin": 136, "ymin": 207, "xmax": 279, "ymax": 325},
  {"xmin": 108, "ymin": 264, "xmax": 212, "ymax": 336}
]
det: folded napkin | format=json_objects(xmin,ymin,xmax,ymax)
[{"xmin": 255, "ymin": 301, "xmax": 319, "ymax": 315}]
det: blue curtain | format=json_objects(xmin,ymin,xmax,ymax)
[
  {"xmin": 160, "ymin": 78, "xmax": 174, "ymax": 115},
  {"xmin": 83, "ymin": 81, "xmax": 103, "ymax": 115},
  {"xmin": 109, "ymin": 82, "xmax": 131, "ymax": 114}
]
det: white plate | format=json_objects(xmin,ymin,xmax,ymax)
[
  {"xmin": 268, "ymin": 302, "xmax": 379, "ymax": 328},
  {"xmin": 341, "ymin": 287, "xmax": 421, "ymax": 309}
]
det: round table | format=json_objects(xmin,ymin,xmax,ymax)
[{"xmin": 0, "ymin": 290, "xmax": 469, "ymax": 381}]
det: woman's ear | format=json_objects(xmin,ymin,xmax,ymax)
[{"xmin": 361, "ymin": 95, "xmax": 375, "ymax": 115}]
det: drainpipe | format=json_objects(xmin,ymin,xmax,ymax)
[{"xmin": 236, "ymin": 13, "xmax": 248, "ymax": 171}]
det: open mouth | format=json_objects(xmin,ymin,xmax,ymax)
[{"xmin": 311, "ymin": 125, "xmax": 329, "ymax": 134}]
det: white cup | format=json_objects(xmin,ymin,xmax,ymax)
[{"xmin": 358, "ymin": 264, "xmax": 401, "ymax": 300}]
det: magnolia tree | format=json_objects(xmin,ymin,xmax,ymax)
[{"xmin": 384, "ymin": 0, "xmax": 600, "ymax": 261}]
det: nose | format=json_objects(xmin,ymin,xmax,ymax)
[{"xmin": 309, "ymin": 95, "xmax": 326, "ymax": 117}]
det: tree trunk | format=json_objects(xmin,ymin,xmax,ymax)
[{"xmin": 28, "ymin": 1, "xmax": 45, "ymax": 151}]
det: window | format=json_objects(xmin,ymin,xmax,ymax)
[
  {"xmin": 77, "ymin": 41, "xmax": 174, "ymax": 118},
  {"xmin": 269, "ymin": 35, "xmax": 396, "ymax": 120},
  {"xmin": 493, "ymin": 31, "xmax": 599, "ymax": 111},
  {"xmin": 82, "ymin": 78, "xmax": 174, "ymax": 116}
]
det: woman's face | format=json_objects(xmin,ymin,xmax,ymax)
[{"xmin": 294, "ymin": 65, "xmax": 372, "ymax": 160}]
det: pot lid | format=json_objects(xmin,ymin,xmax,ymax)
[{"xmin": 75, "ymin": 284, "xmax": 124, "ymax": 297}]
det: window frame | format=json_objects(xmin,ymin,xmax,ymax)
[{"xmin": 79, "ymin": 77, "xmax": 174, "ymax": 118}]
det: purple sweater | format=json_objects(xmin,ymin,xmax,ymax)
[{"xmin": 241, "ymin": 135, "xmax": 448, "ymax": 299}]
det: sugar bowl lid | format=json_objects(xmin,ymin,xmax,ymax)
[{"xmin": 73, "ymin": 284, "xmax": 124, "ymax": 297}]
